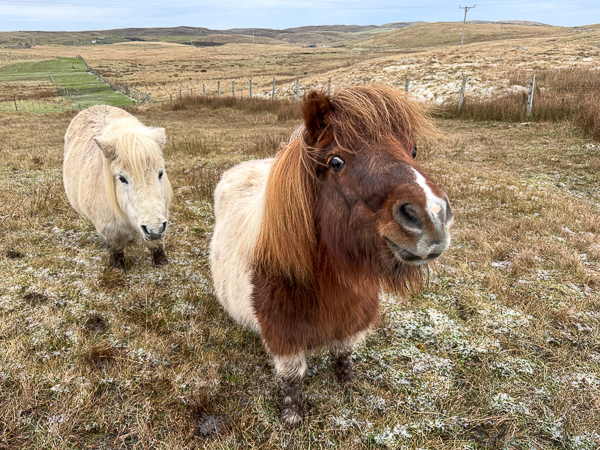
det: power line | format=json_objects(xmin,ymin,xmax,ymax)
[{"xmin": 459, "ymin": 4, "xmax": 476, "ymax": 48}]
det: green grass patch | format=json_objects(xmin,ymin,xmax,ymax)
[{"xmin": 0, "ymin": 57, "xmax": 133, "ymax": 112}]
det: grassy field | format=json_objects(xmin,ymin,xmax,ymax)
[
  {"xmin": 0, "ymin": 22, "xmax": 599, "ymax": 448},
  {"xmin": 0, "ymin": 94, "xmax": 599, "ymax": 448},
  {"xmin": 0, "ymin": 43, "xmax": 377, "ymax": 105},
  {"xmin": 0, "ymin": 23, "xmax": 597, "ymax": 107},
  {"xmin": 0, "ymin": 57, "xmax": 133, "ymax": 111},
  {"xmin": 351, "ymin": 22, "xmax": 569, "ymax": 50}
]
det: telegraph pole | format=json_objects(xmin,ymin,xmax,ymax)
[{"xmin": 459, "ymin": 5, "xmax": 475, "ymax": 48}]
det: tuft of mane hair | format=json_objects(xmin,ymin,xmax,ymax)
[{"xmin": 326, "ymin": 85, "xmax": 435, "ymax": 150}]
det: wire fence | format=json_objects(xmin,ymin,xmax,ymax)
[
  {"xmin": 0, "ymin": 97, "xmax": 76, "ymax": 113},
  {"xmin": 76, "ymin": 55, "xmax": 153, "ymax": 105}
]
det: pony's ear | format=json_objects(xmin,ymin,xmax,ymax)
[
  {"xmin": 301, "ymin": 90, "xmax": 333, "ymax": 146},
  {"xmin": 94, "ymin": 136, "xmax": 116, "ymax": 160},
  {"xmin": 151, "ymin": 127, "xmax": 167, "ymax": 149}
]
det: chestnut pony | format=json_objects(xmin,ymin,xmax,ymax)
[{"xmin": 210, "ymin": 85, "xmax": 453, "ymax": 427}]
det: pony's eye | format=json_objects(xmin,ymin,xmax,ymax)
[
  {"xmin": 412, "ymin": 146, "xmax": 417, "ymax": 159},
  {"xmin": 118, "ymin": 175, "xmax": 128, "ymax": 185},
  {"xmin": 158, "ymin": 170, "xmax": 164, "ymax": 180},
  {"xmin": 327, "ymin": 155, "xmax": 345, "ymax": 172}
]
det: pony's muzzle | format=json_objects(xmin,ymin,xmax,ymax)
[
  {"xmin": 140, "ymin": 221, "xmax": 168, "ymax": 241},
  {"xmin": 390, "ymin": 199, "xmax": 453, "ymax": 263}
]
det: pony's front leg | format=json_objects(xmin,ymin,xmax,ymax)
[
  {"xmin": 274, "ymin": 353, "xmax": 306, "ymax": 428},
  {"xmin": 329, "ymin": 332, "xmax": 367, "ymax": 384},
  {"xmin": 103, "ymin": 229, "xmax": 128, "ymax": 271},
  {"xmin": 144, "ymin": 239, "xmax": 169, "ymax": 266}
]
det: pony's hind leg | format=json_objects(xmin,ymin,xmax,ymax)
[
  {"xmin": 274, "ymin": 353, "xmax": 306, "ymax": 428},
  {"xmin": 329, "ymin": 331, "xmax": 368, "ymax": 384},
  {"xmin": 145, "ymin": 239, "xmax": 169, "ymax": 266}
]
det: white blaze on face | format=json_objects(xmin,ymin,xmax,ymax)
[{"xmin": 412, "ymin": 168, "xmax": 449, "ymax": 228}]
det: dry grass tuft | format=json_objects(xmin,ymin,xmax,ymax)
[
  {"xmin": 445, "ymin": 68, "xmax": 600, "ymax": 141},
  {"xmin": 168, "ymin": 94, "xmax": 301, "ymax": 123}
]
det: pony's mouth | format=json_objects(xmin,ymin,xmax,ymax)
[{"xmin": 383, "ymin": 237, "xmax": 441, "ymax": 266}]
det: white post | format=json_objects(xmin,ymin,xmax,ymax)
[
  {"xmin": 458, "ymin": 75, "xmax": 467, "ymax": 111},
  {"xmin": 218, "ymin": 81, "xmax": 220, "ymax": 97},
  {"xmin": 272, "ymin": 77, "xmax": 275, "ymax": 100},
  {"xmin": 405, "ymin": 78, "xmax": 410, "ymax": 93},
  {"xmin": 527, "ymin": 74, "xmax": 535, "ymax": 117},
  {"xmin": 249, "ymin": 79, "xmax": 253, "ymax": 98},
  {"xmin": 232, "ymin": 80, "xmax": 235, "ymax": 97},
  {"xmin": 203, "ymin": 84, "xmax": 205, "ymax": 96},
  {"xmin": 328, "ymin": 78, "xmax": 331, "ymax": 95},
  {"xmin": 296, "ymin": 78, "xmax": 300, "ymax": 102}
]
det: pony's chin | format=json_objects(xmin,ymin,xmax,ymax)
[{"xmin": 383, "ymin": 237, "xmax": 438, "ymax": 266}]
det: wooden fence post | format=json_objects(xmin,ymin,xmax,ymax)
[
  {"xmin": 218, "ymin": 81, "xmax": 221, "ymax": 97},
  {"xmin": 232, "ymin": 80, "xmax": 235, "ymax": 97},
  {"xmin": 296, "ymin": 78, "xmax": 300, "ymax": 102},
  {"xmin": 405, "ymin": 78, "xmax": 410, "ymax": 93},
  {"xmin": 249, "ymin": 79, "xmax": 253, "ymax": 98},
  {"xmin": 458, "ymin": 75, "xmax": 467, "ymax": 111},
  {"xmin": 203, "ymin": 84, "xmax": 205, "ymax": 96},
  {"xmin": 13, "ymin": 97, "xmax": 17, "ymax": 111},
  {"xmin": 328, "ymin": 78, "xmax": 331, "ymax": 95},
  {"xmin": 527, "ymin": 74, "xmax": 535, "ymax": 118},
  {"xmin": 272, "ymin": 77, "xmax": 276, "ymax": 100},
  {"xmin": 170, "ymin": 94, "xmax": 173, "ymax": 107},
  {"xmin": 190, "ymin": 88, "xmax": 193, "ymax": 97}
]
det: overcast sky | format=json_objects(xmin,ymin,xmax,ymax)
[{"xmin": 0, "ymin": 0, "xmax": 597, "ymax": 31}]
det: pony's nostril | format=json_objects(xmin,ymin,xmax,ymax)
[
  {"xmin": 160, "ymin": 221, "xmax": 168, "ymax": 233},
  {"xmin": 141, "ymin": 225, "xmax": 150, "ymax": 236},
  {"xmin": 395, "ymin": 203, "xmax": 422, "ymax": 229}
]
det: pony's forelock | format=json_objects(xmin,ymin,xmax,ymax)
[
  {"xmin": 114, "ymin": 129, "xmax": 165, "ymax": 181},
  {"xmin": 328, "ymin": 85, "xmax": 435, "ymax": 151}
]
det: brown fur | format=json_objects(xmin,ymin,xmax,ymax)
[{"xmin": 252, "ymin": 85, "xmax": 434, "ymax": 356}]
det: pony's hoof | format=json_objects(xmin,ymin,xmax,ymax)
[
  {"xmin": 335, "ymin": 369, "xmax": 355, "ymax": 385},
  {"xmin": 153, "ymin": 255, "xmax": 169, "ymax": 266},
  {"xmin": 151, "ymin": 246, "xmax": 169, "ymax": 266},
  {"xmin": 109, "ymin": 251, "xmax": 126, "ymax": 271},
  {"xmin": 281, "ymin": 406, "xmax": 302, "ymax": 428},
  {"xmin": 333, "ymin": 357, "xmax": 355, "ymax": 384}
]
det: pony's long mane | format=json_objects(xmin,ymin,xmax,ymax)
[
  {"xmin": 254, "ymin": 138, "xmax": 317, "ymax": 283},
  {"xmin": 254, "ymin": 85, "xmax": 435, "ymax": 286},
  {"xmin": 101, "ymin": 121, "xmax": 169, "ymax": 219}
]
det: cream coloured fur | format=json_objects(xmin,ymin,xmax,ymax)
[
  {"xmin": 64, "ymin": 105, "xmax": 173, "ymax": 255},
  {"xmin": 210, "ymin": 158, "xmax": 272, "ymax": 332}
]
